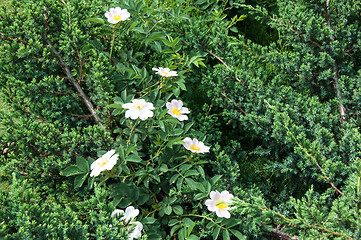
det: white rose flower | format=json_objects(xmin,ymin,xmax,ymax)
[
  {"xmin": 205, "ymin": 190, "xmax": 235, "ymax": 219},
  {"xmin": 90, "ymin": 150, "xmax": 118, "ymax": 177},
  {"xmin": 105, "ymin": 7, "xmax": 130, "ymax": 24},
  {"xmin": 122, "ymin": 99, "xmax": 155, "ymax": 120},
  {"xmin": 152, "ymin": 67, "xmax": 178, "ymax": 77},
  {"xmin": 183, "ymin": 137, "xmax": 210, "ymax": 154},
  {"xmin": 111, "ymin": 206, "xmax": 143, "ymax": 240},
  {"xmin": 166, "ymin": 99, "xmax": 190, "ymax": 121}
]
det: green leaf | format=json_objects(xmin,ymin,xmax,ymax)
[
  {"xmin": 184, "ymin": 178, "xmax": 198, "ymax": 190},
  {"xmin": 170, "ymin": 224, "xmax": 181, "ymax": 237},
  {"xmin": 86, "ymin": 17, "xmax": 105, "ymax": 24},
  {"xmin": 212, "ymin": 226, "xmax": 220, "ymax": 239},
  {"xmin": 184, "ymin": 122, "xmax": 193, "ymax": 133},
  {"xmin": 172, "ymin": 205, "xmax": 183, "ymax": 215},
  {"xmin": 74, "ymin": 173, "xmax": 88, "ymax": 189},
  {"xmin": 170, "ymin": 174, "xmax": 179, "ymax": 184},
  {"xmin": 164, "ymin": 205, "xmax": 172, "ymax": 215},
  {"xmin": 230, "ymin": 229, "xmax": 246, "ymax": 240},
  {"xmin": 107, "ymin": 103, "xmax": 123, "ymax": 109},
  {"xmin": 159, "ymin": 163, "xmax": 168, "ymax": 172},
  {"xmin": 184, "ymin": 169, "xmax": 199, "ymax": 178},
  {"xmin": 194, "ymin": 193, "xmax": 207, "ymax": 200},
  {"xmin": 126, "ymin": 154, "xmax": 142, "ymax": 163},
  {"xmin": 187, "ymin": 235, "xmax": 199, "ymax": 240},
  {"xmin": 118, "ymin": 144, "xmax": 125, "ymax": 160},
  {"xmin": 210, "ymin": 175, "xmax": 223, "ymax": 185},
  {"xmin": 168, "ymin": 219, "xmax": 179, "ymax": 226},
  {"xmin": 226, "ymin": 219, "xmax": 243, "ymax": 228},
  {"xmin": 61, "ymin": 166, "xmax": 83, "ymax": 176},
  {"xmin": 170, "ymin": 128, "xmax": 184, "ymax": 136},
  {"xmin": 142, "ymin": 217, "xmax": 157, "ymax": 224},
  {"xmin": 222, "ymin": 229, "xmax": 230, "ymax": 240},
  {"xmin": 76, "ymin": 156, "xmax": 89, "ymax": 172}
]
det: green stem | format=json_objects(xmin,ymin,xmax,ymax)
[{"xmin": 109, "ymin": 25, "xmax": 117, "ymax": 60}]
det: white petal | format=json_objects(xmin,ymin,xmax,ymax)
[
  {"xmin": 177, "ymin": 115, "xmax": 188, "ymax": 121},
  {"xmin": 90, "ymin": 168, "xmax": 101, "ymax": 177},
  {"xmin": 111, "ymin": 209, "xmax": 124, "ymax": 218},
  {"xmin": 220, "ymin": 191, "xmax": 233, "ymax": 202},
  {"xmin": 209, "ymin": 190, "xmax": 220, "ymax": 200},
  {"xmin": 205, "ymin": 199, "xmax": 217, "ymax": 212},
  {"xmin": 122, "ymin": 103, "xmax": 134, "ymax": 109},
  {"xmin": 102, "ymin": 149, "xmax": 115, "ymax": 160},
  {"xmin": 129, "ymin": 221, "xmax": 143, "ymax": 239},
  {"xmin": 180, "ymin": 107, "xmax": 190, "ymax": 114},
  {"xmin": 139, "ymin": 110, "xmax": 153, "ymax": 120},
  {"xmin": 143, "ymin": 102, "xmax": 155, "ymax": 110},
  {"xmin": 216, "ymin": 209, "xmax": 231, "ymax": 219},
  {"xmin": 166, "ymin": 102, "xmax": 172, "ymax": 109},
  {"xmin": 124, "ymin": 206, "xmax": 139, "ymax": 220}
]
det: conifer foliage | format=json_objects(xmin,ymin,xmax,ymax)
[{"xmin": 1, "ymin": 0, "xmax": 361, "ymax": 239}]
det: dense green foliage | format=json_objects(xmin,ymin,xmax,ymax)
[{"xmin": 1, "ymin": 0, "xmax": 361, "ymax": 239}]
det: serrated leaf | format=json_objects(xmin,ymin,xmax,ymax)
[
  {"xmin": 172, "ymin": 205, "xmax": 183, "ymax": 215},
  {"xmin": 74, "ymin": 173, "xmax": 88, "ymax": 189},
  {"xmin": 184, "ymin": 178, "xmax": 198, "ymax": 190},
  {"xmin": 61, "ymin": 165, "xmax": 83, "ymax": 176},
  {"xmin": 76, "ymin": 156, "xmax": 89, "ymax": 172},
  {"xmin": 126, "ymin": 154, "xmax": 142, "ymax": 163},
  {"xmin": 212, "ymin": 226, "xmax": 220, "ymax": 239},
  {"xmin": 164, "ymin": 205, "xmax": 172, "ymax": 215},
  {"xmin": 118, "ymin": 144, "xmax": 125, "ymax": 160},
  {"xmin": 142, "ymin": 217, "xmax": 157, "ymax": 224},
  {"xmin": 170, "ymin": 174, "xmax": 180, "ymax": 184},
  {"xmin": 168, "ymin": 219, "xmax": 179, "ymax": 226},
  {"xmin": 222, "ymin": 229, "xmax": 230, "ymax": 240},
  {"xmin": 107, "ymin": 103, "xmax": 123, "ymax": 109},
  {"xmin": 230, "ymin": 229, "xmax": 245, "ymax": 239},
  {"xmin": 184, "ymin": 169, "xmax": 199, "ymax": 178},
  {"xmin": 194, "ymin": 193, "xmax": 207, "ymax": 200},
  {"xmin": 210, "ymin": 175, "xmax": 223, "ymax": 185},
  {"xmin": 86, "ymin": 17, "xmax": 105, "ymax": 24}
]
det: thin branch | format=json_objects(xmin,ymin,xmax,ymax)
[
  {"xmin": 70, "ymin": 113, "xmax": 93, "ymax": 118},
  {"xmin": 205, "ymin": 49, "xmax": 242, "ymax": 83},
  {"xmin": 47, "ymin": 40, "xmax": 104, "ymax": 128},
  {"xmin": 43, "ymin": 7, "xmax": 104, "ymax": 128},
  {"xmin": 221, "ymin": 92, "xmax": 247, "ymax": 115},
  {"xmin": 0, "ymin": 33, "xmax": 28, "ymax": 45},
  {"xmin": 326, "ymin": 0, "xmax": 347, "ymax": 123}
]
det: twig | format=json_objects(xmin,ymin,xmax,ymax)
[
  {"xmin": 43, "ymin": 6, "xmax": 104, "ymax": 128},
  {"xmin": 326, "ymin": 0, "xmax": 347, "ymax": 123},
  {"xmin": 70, "ymin": 113, "xmax": 93, "ymax": 118},
  {"xmin": 221, "ymin": 92, "xmax": 247, "ymax": 115},
  {"xmin": 47, "ymin": 40, "xmax": 104, "ymax": 128},
  {"xmin": 0, "ymin": 33, "xmax": 28, "ymax": 45},
  {"xmin": 205, "ymin": 49, "xmax": 242, "ymax": 83}
]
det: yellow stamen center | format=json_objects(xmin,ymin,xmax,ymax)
[
  {"xmin": 190, "ymin": 144, "xmax": 200, "ymax": 151},
  {"xmin": 113, "ymin": 15, "xmax": 121, "ymax": 21},
  {"xmin": 97, "ymin": 157, "xmax": 108, "ymax": 167},
  {"xmin": 133, "ymin": 103, "xmax": 144, "ymax": 110},
  {"xmin": 172, "ymin": 107, "xmax": 181, "ymax": 115},
  {"xmin": 161, "ymin": 71, "xmax": 169, "ymax": 75},
  {"xmin": 216, "ymin": 200, "xmax": 227, "ymax": 210}
]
